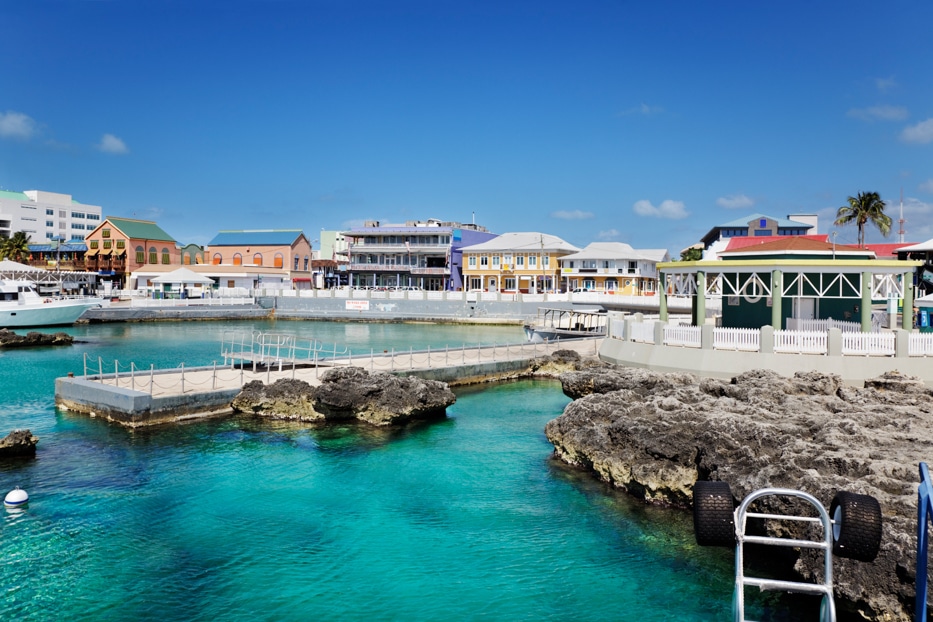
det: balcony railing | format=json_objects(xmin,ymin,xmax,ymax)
[{"xmin": 349, "ymin": 262, "xmax": 448, "ymax": 274}]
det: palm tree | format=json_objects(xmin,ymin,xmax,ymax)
[
  {"xmin": 833, "ymin": 191, "xmax": 892, "ymax": 248},
  {"xmin": 0, "ymin": 231, "xmax": 33, "ymax": 262}
]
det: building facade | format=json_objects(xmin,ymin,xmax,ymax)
[
  {"xmin": 0, "ymin": 189, "xmax": 103, "ymax": 244},
  {"xmin": 559, "ymin": 242, "xmax": 669, "ymax": 294},
  {"xmin": 460, "ymin": 232, "xmax": 579, "ymax": 293},
  {"xmin": 204, "ymin": 229, "xmax": 313, "ymax": 288},
  {"xmin": 343, "ymin": 219, "xmax": 496, "ymax": 290},
  {"xmin": 700, "ymin": 213, "xmax": 817, "ymax": 260},
  {"xmin": 84, "ymin": 217, "xmax": 179, "ymax": 288}
]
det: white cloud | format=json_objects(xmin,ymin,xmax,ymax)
[
  {"xmin": 875, "ymin": 76, "xmax": 897, "ymax": 92},
  {"xmin": 617, "ymin": 103, "xmax": 663, "ymax": 116},
  {"xmin": 847, "ymin": 105, "xmax": 909, "ymax": 121},
  {"xmin": 97, "ymin": 133, "xmax": 129, "ymax": 154},
  {"xmin": 901, "ymin": 119, "xmax": 933, "ymax": 144},
  {"xmin": 596, "ymin": 229, "xmax": 619, "ymax": 240},
  {"xmin": 716, "ymin": 194, "xmax": 754, "ymax": 209},
  {"xmin": 0, "ymin": 111, "xmax": 37, "ymax": 140},
  {"xmin": 920, "ymin": 179, "xmax": 933, "ymax": 194},
  {"xmin": 551, "ymin": 209, "xmax": 593, "ymax": 220},
  {"xmin": 633, "ymin": 199, "xmax": 688, "ymax": 220}
]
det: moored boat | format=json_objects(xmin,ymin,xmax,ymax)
[
  {"xmin": 523, "ymin": 307, "xmax": 608, "ymax": 342},
  {"xmin": 0, "ymin": 279, "xmax": 105, "ymax": 328}
]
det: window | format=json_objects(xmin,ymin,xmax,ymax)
[
  {"xmin": 294, "ymin": 256, "xmax": 299, "ymax": 270},
  {"xmin": 516, "ymin": 255, "xmax": 525, "ymax": 267},
  {"xmin": 149, "ymin": 247, "xmax": 157, "ymax": 263},
  {"xmin": 469, "ymin": 277, "xmax": 482, "ymax": 290},
  {"xmin": 46, "ymin": 209, "xmax": 54, "ymax": 216},
  {"xmin": 90, "ymin": 240, "xmax": 99, "ymax": 249},
  {"xmin": 233, "ymin": 253, "xmax": 242, "ymax": 266},
  {"xmin": 492, "ymin": 255, "xmax": 500, "ymax": 267},
  {"xmin": 71, "ymin": 223, "xmax": 83, "ymax": 229},
  {"xmin": 102, "ymin": 229, "xmax": 110, "ymax": 238},
  {"xmin": 103, "ymin": 240, "xmax": 112, "ymax": 249},
  {"xmin": 303, "ymin": 256, "xmax": 309, "ymax": 270},
  {"xmin": 253, "ymin": 253, "xmax": 263, "ymax": 266},
  {"xmin": 504, "ymin": 278, "xmax": 516, "ymax": 290},
  {"xmin": 468, "ymin": 256, "xmax": 476, "ymax": 267},
  {"xmin": 212, "ymin": 253, "xmax": 222, "ymax": 265},
  {"xmin": 274, "ymin": 253, "xmax": 283, "ymax": 268},
  {"xmin": 544, "ymin": 255, "xmax": 549, "ymax": 267},
  {"xmin": 46, "ymin": 221, "xmax": 54, "ymax": 227},
  {"xmin": 529, "ymin": 255, "xmax": 537, "ymax": 267},
  {"xmin": 227, "ymin": 280, "xmax": 235, "ymax": 288},
  {"xmin": 480, "ymin": 255, "xmax": 488, "ymax": 267},
  {"xmin": 59, "ymin": 210, "xmax": 66, "ymax": 218},
  {"xmin": 162, "ymin": 248, "xmax": 170, "ymax": 264},
  {"xmin": 116, "ymin": 240, "xmax": 125, "ymax": 249},
  {"xmin": 628, "ymin": 261, "xmax": 637, "ymax": 273},
  {"xmin": 136, "ymin": 246, "xmax": 144, "ymax": 263},
  {"xmin": 71, "ymin": 212, "xmax": 85, "ymax": 219},
  {"xmin": 87, "ymin": 214, "xmax": 100, "ymax": 221}
]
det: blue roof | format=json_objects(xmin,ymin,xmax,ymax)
[
  {"xmin": 208, "ymin": 229, "xmax": 307, "ymax": 246},
  {"xmin": 29, "ymin": 243, "xmax": 87, "ymax": 252},
  {"xmin": 717, "ymin": 213, "xmax": 814, "ymax": 229}
]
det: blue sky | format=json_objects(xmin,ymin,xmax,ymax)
[{"xmin": 1, "ymin": 1, "xmax": 932, "ymax": 255}]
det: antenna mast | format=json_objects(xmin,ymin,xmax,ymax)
[{"xmin": 898, "ymin": 188, "xmax": 905, "ymax": 243}]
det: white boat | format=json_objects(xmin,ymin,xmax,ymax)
[
  {"xmin": 523, "ymin": 307, "xmax": 608, "ymax": 343},
  {"xmin": 0, "ymin": 280, "xmax": 104, "ymax": 328}
]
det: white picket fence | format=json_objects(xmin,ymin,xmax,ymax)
[
  {"xmin": 909, "ymin": 333, "xmax": 933, "ymax": 357},
  {"xmin": 712, "ymin": 327, "xmax": 760, "ymax": 351},
  {"xmin": 629, "ymin": 321, "xmax": 656, "ymax": 344},
  {"xmin": 773, "ymin": 330, "xmax": 828, "ymax": 354},
  {"xmin": 786, "ymin": 318, "xmax": 862, "ymax": 333},
  {"xmin": 663, "ymin": 325, "xmax": 702, "ymax": 348},
  {"xmin": 841, "ymin": 331, "xmax": 896, "ymax": 356}
]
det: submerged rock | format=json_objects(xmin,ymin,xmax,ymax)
[
  {"xmin": 231, "ymin": 367, "xmax": 457, "ymax": 426},
  {"xmin": 545, "ymin": 366, "xmax": 933, "ymax": 621},
  {"xmin": 0, "ymin": 429, "xmax": 39, "ymax": 457},
  {"xmin": 0, "ymin": 329, "xmax": 73, "ymax": 348}
]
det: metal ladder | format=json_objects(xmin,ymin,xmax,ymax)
[{"xmin": 734, "ymin": 488, "xmax": 836, "ymax": 622}]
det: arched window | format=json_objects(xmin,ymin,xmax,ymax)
[
  {"xmin": 233, "ymin": 253, "xmax": 242, "ymax": 266},
  {"xmin": 183, "ymin": 254, "xmax": 191, "ymax": 265},
  {"xmin": 149, "ymin": 247, "xmax": 157, "ymax": 264},
  {"xmin": 161, "ymin": 248, "xmax": 170, "ymax": 264},
  {"xmin": 303, "ymin": 256, "xmax": 309, "ymax": 271},
  {"xmin": 136, "ymin": 246, "xmax": 145, "ymax": 264},
  {"xmin": 274, "ymin": 253, "xmax": 284, "ymax": 268},
  {"xmin": 212, "ymin": 253, "xmax": 222, "ymax": 265},
  {"xmin": 253, "ymin": 253, "xmax": 263, "ymax": 266}
]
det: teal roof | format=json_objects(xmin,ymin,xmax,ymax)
[
  {"xmin": 0, "ymin": 190, "xmax": 29, "ymax": 201},
  {"xmin": 717, "ymin": 213, "xmax": 814, "ymax": 229},
  {"xmin": 208, "ymin": 229, "xmax": 307, "ymax": 246},
  {"xmin": 105, "ymin": 217, "xmax": 176, "ymax": 242}
]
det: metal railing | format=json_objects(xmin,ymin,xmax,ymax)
[{"xmin": 917, "ymin": 462, "xmax": 933, "ymax": 621}]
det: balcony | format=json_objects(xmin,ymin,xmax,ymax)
[{"xmin": 350, "ymin": 263, "xmax": 449, "ymax": 275}]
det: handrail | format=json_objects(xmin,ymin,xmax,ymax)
[{"xmin": 917, "ymin": 462, "xmax": 933, "ymax": 621}]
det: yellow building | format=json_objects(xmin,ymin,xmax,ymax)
[
  {"xmin": 460, "ymin": 232, "xmax": 579, "ymax": 293},
  {"xmin": 559, "ymin": 242, "xmax": 669, "ymax": 294}
]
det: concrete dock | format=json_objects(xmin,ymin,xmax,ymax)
[{"xmin": 55, "ymin": 338, "xmax": 602, "ymax": 427}]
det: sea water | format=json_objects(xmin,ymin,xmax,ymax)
[{"xmin": 0, "ymin": 320, "xmax": 809, "ymax": 620}]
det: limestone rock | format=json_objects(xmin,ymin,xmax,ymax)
[
  {"xmin": 0, "ymin": 429, "xmax": 39, "ymax": 457},
  {"xmin": 0, "ymin": 329, "xmax": 73, "ymax": 348},
  {"xmin": 231, "ymin": 367, "xmax": 456, "ymax": 426},
  {"xmin": 546, "ymin": 365, "xmax": 933, "ymax": 621}
]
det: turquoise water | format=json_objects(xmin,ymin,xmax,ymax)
[{"xmin": 0, "ymin": 320, "xmax": 804, "ymax": 620}]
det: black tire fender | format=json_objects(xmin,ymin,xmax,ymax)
[
  {"xmin": 830, "ymin": 491, "xmax": 882, "ymax": 562},
  {"xmin": 693, "ymin": 480, "xmax": 735, "ymax": 547}
]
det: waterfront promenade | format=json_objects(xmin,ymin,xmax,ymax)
[{"xmin": 55, "ymin": 337, "xmax": 602, "ymax": 426}]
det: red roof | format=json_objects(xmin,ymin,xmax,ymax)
[
  {"xmin": 720, "ymin": 236, "xmax": 867, "ymax": 255},
  {"xmin": 864, "ymin": 243, "xmax": 915, "ymax": 259},
  {"xmin": 724, "ymin": 235, "xmax": 828, "ymax": 252}
]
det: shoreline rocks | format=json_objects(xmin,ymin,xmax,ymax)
[
  {"xmin": 0, "ymin": 429, "xmax": 39, "ymax": 457},
  {"xmin": 546, "ymin": 366, "xmax": 933, "ymax": 621},
  {"xmin": 231, "ymin": 367, "xmax": 457, "ymax": 426},
  {"xmin": 0, "ymin": 329, "xmax": 73, "ymax": 348}
]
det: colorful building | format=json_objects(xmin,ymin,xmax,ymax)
[
  {"xmin": 343, "ymin": 219, "xmax": 496, "ymax": 290},
  {"xmin": 701, "ymin": 213, "xmax": 817, "ymax": 259},
  {"xmin": 558, "ymin": 242, "xmax": 669, "ymax": 294},
  {"xmin": 203, "ymin": 229, "xmax": 313, "ymax": 288},
  {"xmin": 460, "ymin": 232, "xmax": 579, "ymax": 293},
  {"xmin": 84, "ymin": 217, "xmax": 178, "ymax": 289},
  {"xmin": 0, "ymin": 188, "xmax": 103, "ymax": 244}
]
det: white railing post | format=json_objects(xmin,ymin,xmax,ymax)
[
  {"xmin": 212, "ymin": 361, "xmax": 217, "ymax": 390},
  {"xmin": 150, "ymin": 364, "xmax": 154, "ymax": 396},
  {"xmin": 181, "ymin": 363, "xmax": 185, "ymax": 393}
]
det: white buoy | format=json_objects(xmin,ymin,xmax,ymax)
[{"xmin": 4, "ymin": 487, "xmax": 28, "ymax": 508}]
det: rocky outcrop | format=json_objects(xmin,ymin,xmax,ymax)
[
  {"xmin": 545, "ymin": 367, "xmax": 933, "ymax": 621},
  {"xmin": 0, "ymin": 429, "xmax": 39, "ymax": 457},
  {"xmin": 231, "ymin": 367, "xmax": 457, "ymax": 426},
  {"xmin": 527, "ymin": 349, "xmax": 610, "ymax": 378},
  {"xmin": 0, "ymin": 329, "xmax": 73, "ymax": 348}
]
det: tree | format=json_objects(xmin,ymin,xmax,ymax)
[
  {"xmin": 0, "ymin": 231, "xmax": 32, "ymax": 262},
  {"xmin": 679, "ymin": 245, "xmax": 703, "ymax": 261},
  {"xmin": 833, "ymin": 191, "xmax": 892, "ymax": 248}
]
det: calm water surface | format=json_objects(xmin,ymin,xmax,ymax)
[{"xmin": 0, "ymin": 320, "xmax": 807, "ymax": 620}]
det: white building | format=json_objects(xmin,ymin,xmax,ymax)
[{"xmin": 0, "ymin": 189, "xmax": 103, "ymax": 244}]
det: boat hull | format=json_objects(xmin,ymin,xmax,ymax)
[{"xmin": 0, "ymin": 299, "xmax": 104, "ymax": 328}]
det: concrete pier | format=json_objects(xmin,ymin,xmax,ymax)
[{"xmin": 55, "ymin": 339, "xmax": 601, "ymax": 427}]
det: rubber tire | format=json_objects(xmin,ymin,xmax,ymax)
[
  {"xmin": 829, "ymin": 491, "xmax": 882, "ymax": 562},
  {"xmin": 693, "ymin": 480, "xmax": 735, "ymax": 547}
]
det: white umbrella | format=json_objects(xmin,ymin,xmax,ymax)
[{"xmin": 150, "ymin": 267, "xmax": 214, "ymax": 285}]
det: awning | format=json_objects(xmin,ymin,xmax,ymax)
[
  {"xmin": 293, "ymin": 277, "xmax": 311, "ymax": 282},
  {"xmin": 86, "ymin": 249, "xmax": 99, "ymax": 257},
  {"xmin": 99, "ymin": 248, "xmax": 113, "ymax": 255}
]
